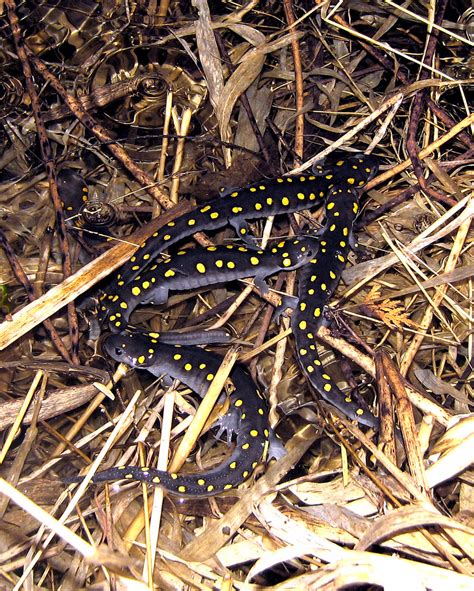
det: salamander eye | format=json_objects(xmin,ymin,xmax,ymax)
[{"xmin": 114, "ymin": 347, "xmax": 124, "ymax": 357}]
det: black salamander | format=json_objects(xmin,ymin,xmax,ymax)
[
  {"xmin": 81, "ymin": 331, "xmax": 278, "ymax": 496},
  {"xmin": 291, "ymin": 155, "xmax": 380, "ymax": 428},
  {"xmin": 102, "ymin": 236, "xmax": 319, "ymax": 331},
  {"xmin": 112, "ymin": 155, "xmax": 374, "ymax": 287}
]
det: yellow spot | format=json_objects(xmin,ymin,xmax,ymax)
[
  {"xmin": 297, "ymin": 192, "xmax": 305, "ymax": 200},
  {"xmin": 120, "ymin": 302, "xmax": 128, "ymax": 309},
  {"xmin": 356, "ymin": 409, "xmax": 364, "ymax": 416},
  {"xmin": 227, "ymin": 261, "xmax": 236, "ymax": 269},
  {"xmin": 330, "ymin": 271, "xmax": 336, "ymax": 279},
  {"xmin": 250, "ymin": 430, "xmax": 259, "ymax": 437},
  {"xmin": 184, "ymin": 363, "xmax": 192, "ymax": 371},
  {"xmin": 258, "ymin": 408, "xmax": 264, "ymax": 415},
  {"xmin": 353, "ymin": 203, "xmax": 359, "ymax": 213},
  {"xmin": 314, "ymin": 308, "xmax": 321, "ymax": 317},
  {"xmin": 207, "ymin": 246, "xmax": 217, "ymax": 251},
  {"xmin": 347, "ymin": 177, "xmax": 355, "ymax": 185},
  {"xmin": 197, "ymin": 479, "xmax": 206, "ymax": 486},
  {"xmin": 229, "ymin": 461, "xmax": 237, "ymax": 469},
  {"xmin": 178, "ymin": 486, "xmax": 187, "ymax": 493},
  {"xmin": 286, "ymin": 178, "xmax": 293, "ymax": 183},
  {"xmin": 324, "ymin": 384, "xmax": 332, "ymax": 392},
  {"xmin": 338, "ymin": 254, "xmax": 345, "ymax": 262},
  {"xmin": 329, "ymin": 224, "xmax": 336, "ymax": 231},
  {"xmin": 250, "ymin": 256, "xmax": 259, "ymax": 265},
  {"xmin": 282, "ymin": 196, "xmax": 290, "ymax": 206},
  {"xmin": 137, "ymin": 355, "xmax": 145, "ymax": 364},
  {"xmin": 130, "ymin": 256, "xmax": 136, "ymax": 263},
  {"xmin": 210, "ymin": 212, "xmax": 219, "ymax": 219},
  {"xmin": 215, "ymin": 260, "xmax": 223, "ymax": 268},
  {"xmin": 143, "ymin": 254, "xmax": 150, "ymax": 260},
  {"xmin": 336, "ymin": 160, "xmax": 344, "ymax": 166},
  {"xmin": 242, "ymin": 443, "xmax": 250, "ymax": 450},
  {"xmin": 196, "ymin": 263, "xmax": 206, "ymax": 273},
  {"xmin": 164, "ymin": 269, "xmax": 176, "ymax": 277},
  {"xmin": 299, "ymin": 302, "xmax": 306, "ymax": 311},
  {"xmin": 224, "ymin": 484, "xmax": 233, "ymax": 490},
  {"xmin": 163, "ymin": 234, "xmax": 171, "ymax": 241},
  {"xmin": 167, "ymin": 221, "xmax": 176, "ymax": 227},
  {"xmin": 308, "ymin": 288, "xmax": 315, "ymax": 295},
  {"xmin": 200, "ymin": 205, "xmax": 211, "ymax": 212},
  {"xmin": 242, "ymin": 471, "xmax": 249, "ymax": 478},
  {"xmin": 327, "ymin": 201, "xmax": 335, "ymax": 210},
  {"xmin": 142, "ymin": 281, "xmax": 150, "ymax": 289},
  {"xmin": 315, "ymin": 359, "xmax": 322, "ymax": 366},
  {"xmin": 230, "ymin": 191, "xmax": 239, "ymax": 197},
  {"xmin": 343, "ymin": 227, "xmax": 349, "ymax": 236},
  {"xmin": 283, "ymin": 259, "xmax": 292, "ymax": 267},
  {"xmin": 255, "ymin": 203, "xmax": 262, "ymax": 211},
  {"xmin": 232, "ymin": 206, "xmax": 243, "ymax": 214},
  {"xmin": 299, "ymin": 320, "xmax": 307, "ymax": 330},
  {"xmin": 310, "ymin": 275, "xmax": 317, "ymax": 282},
  {"xmin": 235, "ymin": 399, "xmax": 243, "ymax": 407},
  {"xmin": 132, "ymin": 286, "xmax": 141, "ymax": 296},
  {"xmin": 299, "ymin": 348, "xmax": 308, "ymax": 356},
  {"xmin": 153, "ymin": 476, "xmax": 161, "ymax": 484},
  {"xmin": 206, "ymin": 373, "xmax": 214, "ymax": 381},
  {"xmin": 340, "ymin": 241, "xmax": 346, "ymax": 248},
  {"xmin": 149, "ymin": 332, "xmax": 160, "ymax": 338},
  {"xmin": 131, "ymin": 265, "xmax": 140, "ymax": 271},
  {"xmin": 240, "ymin": 228, "xmax": 247, "ymax": 234},
  {"xmin": 307, "ymin": 365, "xmax": 314, "ymax": 373},
  {"xmin": 266, "ymin": 197, "xmax": 273, "ymax": 205},
  {"xmin": 174, "ymin": 353, "xmax": 182, "ymax": 360},
  {"xmin": 250, "ymin": 187, "xmax": 257, "ymax": 192},
  {"xmin": 199, "ymin": 363, "xmax": 206, "ymax": 369},
  {"xmin": 322, "ymin": 373, "xmax": 331, "ymax": 380},
  {"xmin": 277, "ymin": 178, "xmax": 284, "ymax": 183},
  {"xmin": 321, "ymin": 283, "xmax": 327, "ymax": 291}
]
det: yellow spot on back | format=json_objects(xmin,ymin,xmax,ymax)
[{"xmin": 196, "ymin": 262, "xmax": 206, "ymax": 273}]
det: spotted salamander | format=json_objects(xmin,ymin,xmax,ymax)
[
  {"xmin": 112, "ymin": 155, "xmax": 375, "ymax": 287},
  {"xmin": 101, "ymin": 236, "xmax": 319, "ymax": 331},
  {"xmin": 80, "ymin": 330, "xmax": 278, "ymax": 496},
  {"xmin": 58, "ymin": 168, "xmax": 89, "ymax": 217},
  {"xmin": 291, "ymin": 155, "xmax": 380, "ymax": 428}
]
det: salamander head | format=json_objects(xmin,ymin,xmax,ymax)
[
  {"xmin": 313, "ymin": 153, "xmax": 379, "ymax": 189},
  {"xmin": 103, "ymin": 331, "xmax": 157, "ymax": 368}
]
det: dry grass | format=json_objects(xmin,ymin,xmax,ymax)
[{"xmin": 0, "ymin": 1, "xmax": 473, "ymax": 589}]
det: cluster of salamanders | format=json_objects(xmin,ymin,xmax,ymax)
[{"xmin": 71, "ymin": 153, "xmax": 379, "ymax": 496}]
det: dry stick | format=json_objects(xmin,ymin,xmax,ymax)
[
  {"xmin": 400, "ymin": 207, "xmax": 472, "ymax": 376},
  {"xmin": 0, "ymin": 231, "xmax": 72, "ymax": 362},
  {"xmin": 406, "ymin": 0, "xmax": 455, "ymax": 207},
  {"xmin": 381, "ymin": 352, "xmax": 429, "ymax": 495},
  {"xmin": 4, "ymin": 0, "xmax": 80, "ymax": 362},
  {"xmin": 284, "ymin": 0, "xmax": 305, "ymax": 162},
  {"xmin": 268, "ymin": 272, "xmax": 295, "ymax": 429}
]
